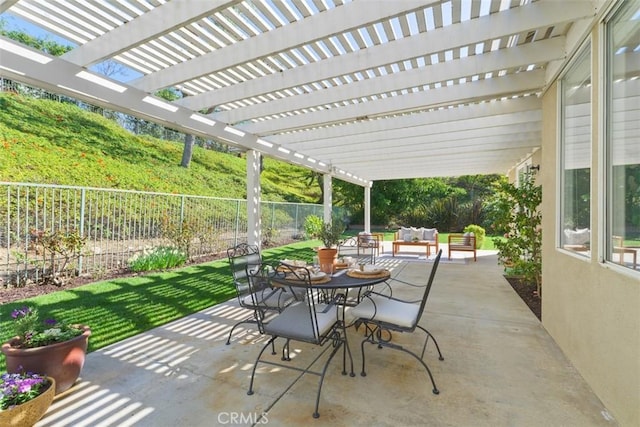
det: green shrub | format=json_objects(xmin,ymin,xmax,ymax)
[
  {"xmin": 128, "ymin": 246, "xmax": 187, "ymax": 272},
  {"xmin": 488, "ymin": 170, "xmax": 542, "ymax": 295},
  {"xmin": 464, "ymin": 224, "xmax": 486, "ymax": 249},
  {"xmin": 303, "ymin": 215, "xmax": 324, "ymax": 239}
]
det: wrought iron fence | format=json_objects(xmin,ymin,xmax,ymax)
[{"xmin": 1, "ymin": 182, "xmax": 330, "ymax": 287}]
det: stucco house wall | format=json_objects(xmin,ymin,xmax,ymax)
[{"xmin": 540, "ymin": 27, "xmax": 640, "ymax": 426}]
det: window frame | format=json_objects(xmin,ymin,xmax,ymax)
[{"xmin": 557, "ymin": 41, "xmax": 592, "ymax": 257}]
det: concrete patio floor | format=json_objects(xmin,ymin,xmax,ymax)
[{"xmin": 36, "ymin": 248, "xmax": 617, "ymax": 427}]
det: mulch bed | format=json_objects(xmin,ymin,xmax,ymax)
[
  {"xmin": 0, "ymin": 253, "xmax": 226, "ymax": 305},
  {"xmin": 504, "ymin": 276, "xmax": 541, "ymax": 320}
]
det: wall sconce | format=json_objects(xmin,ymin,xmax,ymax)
[{"xmin": 528, "ymin": 164, "xmax": 540, "ymax": 172}]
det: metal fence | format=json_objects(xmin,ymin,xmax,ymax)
[{"xmin": 1, "ymin": 182, "xmax": 331, "ymax": 286}]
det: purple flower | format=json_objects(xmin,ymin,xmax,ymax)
[
  {"xmin": 11, "ymin": 306, "xmax": 31, "ymax": 319},
  {"xmin": 0, "ymin": 372, "xmax": 47, "ymax": 410},
  {"xmin": 44, "ymin": 318, "xmax": 58, "ymax": 326}
]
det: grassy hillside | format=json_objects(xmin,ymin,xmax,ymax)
[{"xmin": 0, "ymin": 92, "xmax": 320, "ymax": 202}]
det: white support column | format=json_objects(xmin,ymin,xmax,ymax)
[
  {"xmin": 247, "ymin": 150, "xmax": 261, "ymax": 248},
  {"xmin": 364, "ymin": 183, "xmax": 371, "ymax": 232},
  {"xmin": 323, "ymin": 174, "xmax": 332, "ymax": 223}
]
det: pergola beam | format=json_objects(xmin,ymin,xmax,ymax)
[{"xmin": 241, "ymin": 70, "xmax": 545, "ymax": 135}]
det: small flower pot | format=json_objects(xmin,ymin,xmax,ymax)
[
  {"xmin": 1, "ymin": 325, "xmax": 90, "ymax": 394},
  {"xmin": 0, "ymin": 376, "xmax": 55, "ymax": 427},
  {"xmin": 317, "ymin": 247, "xmax": 338, "ymax": 273}
]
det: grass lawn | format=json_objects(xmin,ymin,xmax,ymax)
[{"xmin": 0, "ymin": 241, "xmax": 321, "ymax": 371}]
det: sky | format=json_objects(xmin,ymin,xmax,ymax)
[{"xmin": 1, "ymin": 12, "xmax": 138, "ymax": 82}]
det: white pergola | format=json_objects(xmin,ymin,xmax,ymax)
[{"xmin": 0, "ymin": 0, "xmax": 604, "ymax": 234}]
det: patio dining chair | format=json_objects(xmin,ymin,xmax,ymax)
[
  {"xmin": 350, "ymin": 249, "xmax": 444, "ymax": 395},
  {"xmin": 247, "ymin": 262, "xmax": 354, "ymax": 418},
  {"xmin": 225, "ymin": 243, "xmax": 295, "ymax": 345}
]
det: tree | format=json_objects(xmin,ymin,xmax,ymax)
[
  {"xmin": 489, "ymin": 170, "xmax": 542, "ymax": 297},
  {"xmin": 0, "ymin": 23, "xmax": 73, "ymax": 56},
  {"xmin": 181, "ymin": 134, "xmax": 195, "ymax": 168}
]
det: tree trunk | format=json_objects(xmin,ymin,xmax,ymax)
[{"xmin": 181, "ymin": 133, "xmax": 194, "ymax": 168}]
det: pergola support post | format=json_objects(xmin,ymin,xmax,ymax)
[
  {"xmin": 323, "ymin": 174, "xmax": 332, "ymax": 223},
  {"xmin": 247, "ymin": 150, "xmax": 261, "ymax": 248},
  {"xmin": 364, "ymin": 184, "xmax": 371, "ymax": 233}
]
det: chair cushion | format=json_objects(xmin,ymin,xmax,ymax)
[
  {"xmin": 264, "ymin": 302, "xmax": 337, "ymax": 342},
  {"xmin": 243, "ymin": 288, "xmax": 294, "ymax": 308},
  {"xmin": 422, "ymin": 228, "xmax": 437, "ymax": 241},
  {"xmin": 411, "ymin": 227, "xmax": 423, "ymax": 241},
  {"xmin": 463, "ymin": 232, "xmax": 474, "ymax": 246},
  {"xmin": 359, "ymin": 231, "xmax": 373, "ymax": 244},
  {"xmin": 351, "ymin": 294, "xmax": 419, "ymax": 329}
]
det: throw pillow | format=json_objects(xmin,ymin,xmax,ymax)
[
  {"xmin": 411, "ymin": 227, "xmax": 423, "ymax": 241},
  {"xmin": 423, "ymin": 228, "xmax": 437, "ymax": 241},
  {"xmin": 399, "ymin": 227, "xmax": 412, "ymax": 241}
]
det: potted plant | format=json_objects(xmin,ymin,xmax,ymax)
[
  {"xmin": 0, "ymin": 372, "xmax": 55, "ymax": 426},
  {"xmin": 316, "ymin": 220, "xmax": 346, "ymax": 273},
  {"xmin": 1, "ymin": 307, "xmax": 90, "ymax": 395}
]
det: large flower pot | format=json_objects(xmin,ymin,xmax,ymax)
[
  {"xmin": 317, "ymin": 247, "xmax": 338, "ymax": 273},
  {"xmin": 1, "ymin": 325, "xmax": 90, "ymax": 394},
  {"xmin": 0, "ymin": 376, "xmax": 55, "ymax": 427}
]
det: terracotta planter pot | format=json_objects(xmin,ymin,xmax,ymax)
[
  {"xmin": 0, "ymin": 376, "xmax": 55, "ymax": 427},
  {"xmin": 1, "ymin": 325, "xmax": 90, "ymax": 394},
  {"xmin": 317, "ymin": 247, "xmax": 338, "ymax": 273}
]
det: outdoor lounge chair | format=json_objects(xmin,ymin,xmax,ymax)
[
  {"xmin": 225, "ymin": 243, "xmax": 295, "ymax": 345},
  {"xmin": 351, "ymin": 249, "xmax": 444, "ymax": 395}
]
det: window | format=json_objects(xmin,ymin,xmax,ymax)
[
  {"xmin": 605, "ymin": 0, "xmax": 640, "ymax": 271},
  {"xmin": 560, "ymin": 45, "xmax": 591, "ymax": 255}
]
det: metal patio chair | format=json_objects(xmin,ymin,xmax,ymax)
[
  {"xmin": 247, "ymin": 262, "xmax": 354, "ymax": 418},
  {"xmin": 225, "ymin": 243, "xmax": 295, "ymax": 345},
  {"xmin": 351, "ymin": 249, "xmax": 444, "ymax": 395}
]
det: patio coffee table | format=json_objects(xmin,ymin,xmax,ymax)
[{"xmin": 392, "ymin": 240, "xmax": 433, "ymax": 257}]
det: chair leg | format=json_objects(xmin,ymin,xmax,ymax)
[
  {"xmin": 359, "ymin": 324, "xmax": 440, "ymax": 395},
  {"xmin": 247, "ymin": 336, "xmax": 278, "ymax": 396},
  {"xmin": 416, "ymin": 325, "xmax": 444, "ymax": 361},
  {"xmin": 360, "ymin": 335, "xmax": 369, "ymax": 377},
  {"xmin": 226, "ymin": 317, "xmax": 254, "ymax": 345},
  {"xmin": 394, "ymin": 343, "xmax": 440, "ymax": 394},
  {"xmin": 340, "ymin": 328, "xmax": 355, "ymax": 377},
  {"xmin": 313, "ymin": 339, "xmax": 343, "ymax": 418},
  {"xmin": 281, "ymin": 338, "xmax": 291, "ymax": 361},
  {"xmin": 359, "ymin": 324, "xmax": 378, "ymax": 376}
]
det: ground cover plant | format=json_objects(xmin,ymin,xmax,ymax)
[{"xmin": 0, "ymin": 93, "xmax": 320, "ymax": 203}]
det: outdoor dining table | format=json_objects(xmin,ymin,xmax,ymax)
[
  {"xmin": 271, "ymin": 265, "xmax": 391, "ymax": 306},
  {"xmin": 270, "ymin": 264, "xmax": 392, "ymax": 334}
]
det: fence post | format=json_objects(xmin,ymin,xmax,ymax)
[
  {"xmin": 78, "ymin": 188, "xmax": 86, "ymax": 275},
  {"xmin": 180, "ymin": 195, "xmax": 186, "ymax": 229},
  {"xmin": 234, "ymin": 200, "xmax": 240, "ymax": 247},
  {"xmin": 295, "ymin": 205, "xmax": 299, "ymax": 238},
  {"xmin": 270, "ymin": 203, "xmax": 275, "ymax": 234}
]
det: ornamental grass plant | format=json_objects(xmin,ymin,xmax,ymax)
[{"xmin": 128, "ymin": 246, "xmax": 188, "ymax": 272}]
